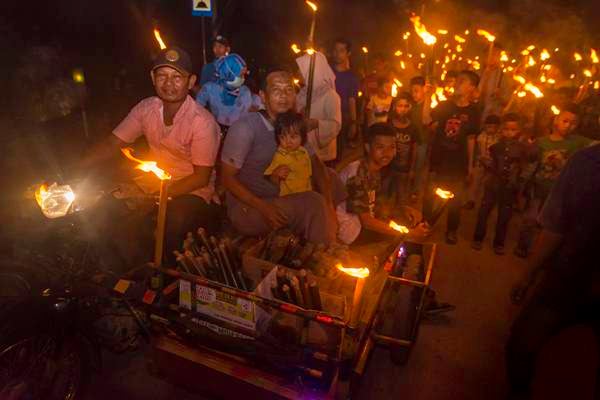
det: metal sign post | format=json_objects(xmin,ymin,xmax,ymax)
[{"xmin": 192, "ymin": 0, "xmax": 214, "ymax": 65}]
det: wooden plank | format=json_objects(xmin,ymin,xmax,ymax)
[{"xmin": 152, "ymin": 334, "xmax": 335, "ymax": 400}]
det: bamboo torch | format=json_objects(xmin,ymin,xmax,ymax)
[
  {"xmin": 336, "ymin": 264, "xmax": 370, "ymax": 328},
  {"xmin": 121, "ymin": 148, "xmax": 172, "ymax": 267},
  {"xmin": 304, "ymin": 1, "xmax": 318, "ymax": 118}
]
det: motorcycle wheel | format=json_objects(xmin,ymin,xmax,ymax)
[{"xmin": 0, "ymin": 334, "xmax": 87, "ymax": 400}]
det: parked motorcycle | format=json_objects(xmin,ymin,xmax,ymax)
[{"xmin": 0, "ymin": 180, "xmax": 151, "ymax": 400}]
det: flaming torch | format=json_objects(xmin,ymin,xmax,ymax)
[
  {"xmin": 476, "ymin": 29, "xmax": 496, "ymax": 65},
  {"xmin": 336, "ymin": 263, "xmax": 370, "ymax": 328},
  {"xmin": 121, "ymin": 148, "xmax": 172, "ymax": 267},
  {"xmin": 304, "ymin": 1, "xmax": 318, "ymax": 118},
  {"xmin": 425, "ymin": 187, "xmax": 455, "ymax": 226},
  {"xmin": 153, "ymin": 28, "xmax": 167, "ymax": 50},
  {"xmin": 410, "ymin": 14, "xmax": 437, "ymax": 79}
]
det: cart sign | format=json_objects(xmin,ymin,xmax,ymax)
[{"xmin": 192, "ymin": 0, "xmax": 213, "ymax": 17}]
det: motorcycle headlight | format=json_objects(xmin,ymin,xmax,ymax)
[{"xmin": 35, "ymin": 183, "xmax": 76, "ymax": 219}]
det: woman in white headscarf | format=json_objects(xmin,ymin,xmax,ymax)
[{"xmin": 296, "ymin": 51, "xmax": 342, "ymax": 162}]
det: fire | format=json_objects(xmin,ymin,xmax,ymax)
[
  {"xmin": 391, "ymin": 83, "xmax": 398, "ymax": 97},
  {"xmin": 595, "ymin": 81, "xmax": 600, "ymax": 90},
  {"xmin": 153, "ymin": 29, "xmax": 166, "ymax": 50},
  {"xmin": 574, "ymin": 52, "xmax": 583, "ymax": 62},
  {"xmin": 540, "ymin": 49, "xmax": 550, "ymax": 61},
  {"xmin": 547, "ymin": 78, "xmax": 556, "ymax": 84},
  {"xmin": 435, "ymin": 86, "xmax": 447, "ymax": 101},
  {"xmin": 454, "ymin": 35, "xmax": 466, "ymax": 43},
  {"xmin": 400, "ymin": 61, "xmax": 406, "ymax": 70},
  {"xmin": 551, "ymin": 105, "xmax": 561, "ymax": 115},
  {"xmin": 513, "ymin": 75, "xmax": 527, "ymax": 85},
  {"xmin": 394, "ymin": 50, "xmax": 402, "ymax": 56},
  {"xmin": 592, "ymin": 49, "xmax": 599, "ymax": 64},
  {"xmin": 420, "ymin": 53, "xmax": 426, "ymax": 59},
  {"xmin": 362, "ymin": 46, "xmax": 368, "ymax": 54},
  {"xmin": 121, "ymin": 148, "xmax": 171, "ymax": 181},
  {"xmin": 403, "ymin": 32, "xmax": 410, "ymax": 40},
  {"xmin": 527, "ymin": 56, "xmax": 536, "ymax": 67},
  {"xmin": 437, "ymin": 29, "xmax": 448, "ymax": 35},
  {"xmin": 524, "ymin": 82, "xmax": 544, "ymax": 98},
  {"xmin": 357, "ymin": 91, "xmax": 363, "ymax": 97},
  {"xmin": 305, "ymin": 0, "xmax": 317, "ymax": 12},
  {"xmin": 410, "ymin": 15, "xmax": 437, "ymax": 46},
  {"xmin": 306, "ymin": 48, "xmax": 315, "ymax": 55},
  {"xmin": 500, "ymin": 51, "xmax": 509, "ymax": 62},
  {"xmin": 291, "ymin": 43, "xmax": 301, "ymax": 54},
  {"xmin": 389, "ymin": 221, "xmax": 409, "ymax": 234},
  {"xmin": 472, "ymin": 61, "xmax": 481, "ymax": 70},
  {"xmin": 517, "ymin": 91, "xmax": 527, "ymax": 98},
  {"xmin": 476, "ymin": 29, "xmax": 495, "ymax": 42},
  {"xmin": 435, "ymin": 187, "xmax": 454, "ymax": 199},
  {"xmin": 430, "ymin": 93, "xmax": 439, "ymax": 109},
  {"xmin": 456, "ymin": 44, "xmax": 463, "ymax": 53},
  {"xmin": 336, "ymin": 264, "xmax": 370, "ymax": 279},
  {"xmin": 584, "ymin": 69, "xmax": 593, "ymax": 78},
  {"xmin": 543, "ymin": 64, "xmax": 552, "ymax": 71}
]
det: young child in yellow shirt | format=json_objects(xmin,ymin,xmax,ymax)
[{"xmin": 264, "ymin": 111, "xmax": 312, "ymax": 196}]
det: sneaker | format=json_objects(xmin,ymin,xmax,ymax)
[
  {"xmin": 445, "ymin": 231, "xmax": 458, "ymax": 245},
  {"xmin": 494, "ymin": 245, "xmax": 505, "ymax": 255},
  {"xmin": 513, "ymin": 247, "xmax": 528, "ymax": 258},
  {"xmin": 424, "ymin": 300, "xmax": 456, "ymax": 315},
  {"xmin": 463, "ymin": 200, "xmax": 475, "ymax": 210},
  {"xmin": 471, "ymin": 240, "xmax": 483, "ymax": 250}
]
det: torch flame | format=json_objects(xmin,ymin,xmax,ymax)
[
  {"xmin": 336, "ymin": 264, "xmax": 370, "ymax": 279},
  {"xmin": 389, "ymin": 221, "xmax": 410, "ymax": 234},
  {"xmin": 540, "ymin": 49, "xmax": 550, "ymax": 61},
  {"xmin": 391, "ymin": 83, "xmax": 398, "ymax": 97},
  {"xmin": 435, "ymin": 86, "xmax": 447, "ymax": 101},
  {"xmin": 551, "ymin": 105, "xmax": 561, "ymax": 115},
  {"xmin": 437, "ymin": 29, "xmax": 448, "ymax": 35},
  {"xmin": 574, "ymin": 52, "xmax": 583, "ymax": 62},
  {"xmin": 584, "ymin": 69, "xmax": 593, "ymax": 78},
  {"xmin": 362, "ymin": 46, "xmax": 369, "ymax": 54},
  {"xmin": 513, "ymin": 75, "xmax": 527, "ymax": 85},
  {"xmin": 517, "ymin": 91, "xmax": 527, "ymax": 98},
  {"xmin": 153, "ymin": 29, "xmax": 167, "ymax": 50},
  {"xmin": 305, "ymin": 0, "xmax": 317, "ymax": 12},
  {"xmin": 121, "ymin": 148, "xmax": 171, "ymax": 181},
  {"xmin": 524, "ymin": 82, "xmax": 544, "ymax": 98},
  {"xmin": 476, "ymin": 29, "xmax": 496, "ymax": 42},
  {"xmin": 430, "ymin": 93, "xmax": 439, "ymax": 109},
  {"xmin": 410, "ymin": 15, "xmax": 437, "ymax": 46},
  {"xmin": 400, "ymin": 61, "xmax": 406, "ymax": 70},
  {"xmin": 306, "ymin": 48, "xmax": 315, "ymax": 55},
  {"xmin": 500, "ymin": 51, "xmax": 509, "ymax": 62},
  {"xmin": 591, "ymin": 49, "xmax": 599, "ymax": 64},
  {"xmin": 394, "ymin": 50, "xmax": 402, "ymax": 56},
  {"xmin": 291, "ymin": 43, "xmax": 301, "ymax": 54},
  {"xmin": 454, "ymin": 35, "xmax": 466, "ymax": 43},
  {"xmin": 595, "ymin": 81, "xmax": 600, "ymax": 90},
  {"xmin": 435, "ymin": 187, "xmax": 455, "ymax": 199}
]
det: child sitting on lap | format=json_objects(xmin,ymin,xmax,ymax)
[{"xmin": 264, "ymin": 111, "xmax": 312, "ymax": 196}]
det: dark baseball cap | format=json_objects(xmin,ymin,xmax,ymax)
[
  {"xmin": 152, "ymin": 47, "xmax": 193, "ymax": 75},
  {"xmin": 213, "ymin": 35, "xmax": 230, "ymax": 47}
]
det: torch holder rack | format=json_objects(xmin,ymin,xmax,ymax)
[{"xmin": 145, "ymin": 240, "xmax": 350, "ymax": 399}]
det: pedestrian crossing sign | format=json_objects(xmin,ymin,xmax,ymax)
[{"xmin": 192, "ymin": 0, "xmax": 213, "ymax": 17}]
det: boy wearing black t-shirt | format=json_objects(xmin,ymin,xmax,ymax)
[{"xmin": 423, "ymin": 70, "xmax": 481, "ymax": 244}]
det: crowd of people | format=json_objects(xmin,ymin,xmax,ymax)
[{"xmin": 77, "ymin": 33, "xmax": 600, "ymax": 397}]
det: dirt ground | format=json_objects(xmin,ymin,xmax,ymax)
[{"xmin": 84, "ymin": 204, "xmax": 528, "ymax": 400}]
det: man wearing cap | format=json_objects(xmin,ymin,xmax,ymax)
[
  {"xmin": 199, "ymin": 35, "xmax": 231, "ymax": 86},
  {"xmin": 79, "ymin": 47, "xmax": 221, "ymax": 263}
]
